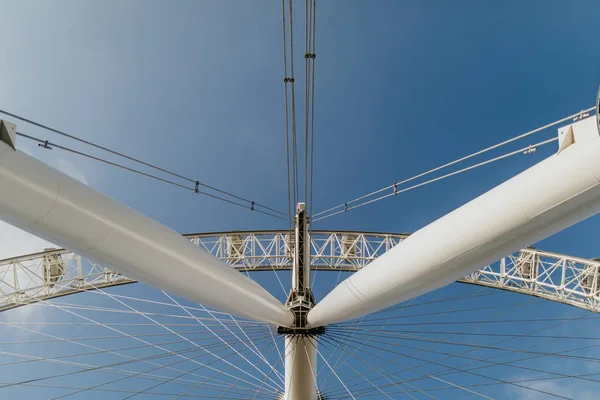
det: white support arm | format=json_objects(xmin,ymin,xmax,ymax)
[
  {"xmin": 309, "ymin": 116, "xmax": 600, "ymax": 326},
  {"xmin": 0, "ymin": 136, "xmax": 293, "ymax": 326}
]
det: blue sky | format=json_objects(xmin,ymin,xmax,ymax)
[{"xmin": 1, "ymin": 1, "xmax": 600, "ymax": 398}]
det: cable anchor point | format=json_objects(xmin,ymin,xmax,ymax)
[
  {"xmin": 38, "ymin": 140, "xmax": 52, "ymax": 150},
  {"xmin": 573, "ymin": 110, "xmax": 590, "ymax": 121},
  {"xmin": 523, "ymin": 145, "xmax": 537, "ymax": 155}
]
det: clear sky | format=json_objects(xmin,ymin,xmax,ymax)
[{"xmin": 1, "ymin": 1, "xmax": 600, "ymax": 399}]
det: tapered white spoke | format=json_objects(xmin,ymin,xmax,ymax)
[{"xmin": 3, "ymin": 229, "xmax": 600, "ymax": 400}]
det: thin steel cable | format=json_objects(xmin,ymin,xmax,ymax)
[
  {"xmin": 302, "ymin": 0, "xmax": 316, "ymax": 210},
  {"xmin": 0, "ymin": 328, "xmax": 268, "ymax": 349},
  {"xmin": 248, "ymin": 334, "xmax": 296, "ymax": 400},
  {"xmin": 313, "ymin": 106, "xmax": 596, "ymax": 220},
  {"xmin": 3, "ymin": 321, "xmax": 268, "ymax": 328},
  {"xmin": 163, "ymin": 291, "xmax": 285, "ymax": 385},
  {"xmin": 281, "ymin": 0, "xmax": 292, "ymax": 233},
  {"xmin": 47, "ymin": 335, "xmax": 276, "ymax": 400},
  {"xmin": 332, "ymin": 300, "xmax": 531, "ymax": 324},
  {"xmin": 309, "ymin": 0, "xmax": 317, "ymax": 220},
  {"xmin": 304, "ymin": 0, "xmax": 310, "ymax": 204},
  {"xmin": 324, "ymin": 329, "xmax": 600, "ymax": 364},
  {"xmin": 67, "ymin": 289, "xmax": 259, "ymax": 319},
  {"xmin": 15, "ymin": 132, "xmax": 285, "ymax": 221},
  {"xmin": 1, "ymin": 315, "xmax": 271, "ymax": 388},
  {"xmin": 201, "ymin": 333, "xmax": 284, "ymax": 400},
  {"xmin": 31, "ymin": 291, "xmax": 280, "ymax": 393},
  {"xmin": 52, "ymin": 335, "xmax": 279, "ymax": 400},
  {"xmin": 214, "ymin": 333, "xmax": 285, "ymax": 400},
  {"xmin": 332, "ymin": 315, "xmax": 600, "ymax": 327},
  {"xmin": 315, "ymin": 335, "xmax": 430, "ymax": 400},
  {"xmin": 115, "ymin": 335, "xmax": 278, "ymax": 400},
  {"xmin": 281, "ymin": 0, "xmax": 294, "ymax": 238},
  {"xmin": 391, "ymin": 372, "xmax": 600, "ymax": 397},
  {"xmin": 327, "ymin": 329, "xmax": 600, "ymax": 340},
  {"xmin": 266, "ymin": 326, "xmax": 285, "ymax": 387},
  {"xmin": 322, "ymin": 288, "xmax": 493, "ymax": 394},
  {"xmin": 0, "ymin": 337, "xmax": 272, "ymax": 393},
  {"xmin": 0, "ymin": 381, "xmax": 263, "ymax": 399},
  {"xmin": 326, "ymin": 328, "xmax": 600, "ymax": 373},
  {"xmin": 321, "ymin": 331, "xmax": 567, "ymax": 400},
  {"xmin": 313, "ymin": 137, "xmax": 558, "ymax": 222},
  {"xmin": 91, "ymin": 286, "xmax": 284, "ymax": 393},
  {"xmin": 323, "ymin": 330, "xmax": 600, "ymax": 398},
  {"xmin": 313, "ymin": 341, "xmax": 357, "ymax": 400},
  {"xmin": 301, "ymin": 339, "xmax": 321, "ymax": 399},
  {"xmin": 396, "ymin": 313, "xmax": 600, "ymax": 388},
  {"xmin": 180, "ymin": 332, "xmax": 280, "ymax": 400},
  {"xmin": 43, "ymin": 286, "xmax": 268, "ymax": 323},
  {"xmin": 288, "ymin": 0, "xmax": 299, "ymax": 206},
  {"xmin": 0, "ymin": 330, "xmax": 262, "ymax": 369},
  {"xmin": 1, "ymin": 109, "xmax": 285, "ymax": 216}
]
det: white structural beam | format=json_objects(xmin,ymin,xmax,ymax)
[
  {"xmin": 308, "ymin": 116, "xmax": 600, "ymax": 326},
  {"xmin": 2, "ymin": 232, "xmax": 600, "ymax": 315},
  {"xmin": 283, "ymin": 336, "xmax": 318, "ymax": 400},
  {"xmin": 0, "ymin": 137, "xmax": 293, "ymax": 327}
]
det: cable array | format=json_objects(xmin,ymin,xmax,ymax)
[
  {"xmin": 0, "ymin": 109, "xmax": 286, "ymax": 220},
  {"xmin": 282, "ymin": 0, "xmax": 317, "ymax": 227},
  {"xmin": 313, "ymin": 106, "xmax": 596, "ymax": 222},
  {"xmin": 304, "ymin": 0, "xmax": 317, "ymax": 219},
  {"xmin": 281, "ymin": 0, "xmax": 298, "ymax": 229}
]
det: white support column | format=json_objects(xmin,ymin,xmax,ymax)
[
  {"xmin": 283, "ymin": 335, "xmax": 317, "ymax": 400},
  {"xmin": 282, "ymin": 202, "xmax": 319, "ymax": 399}
]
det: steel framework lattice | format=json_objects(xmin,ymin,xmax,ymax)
[{"xmin": 1, "ymin": 230, "xmax": 599, "ymax": 315}]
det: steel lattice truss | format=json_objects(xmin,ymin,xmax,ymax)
[{"xmin": 1, "ymin": 230, "xmax": 599, "ymax": 314}]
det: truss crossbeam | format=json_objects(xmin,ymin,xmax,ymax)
[{"xmin": 1, "ymin": 231, "xmax": 599, "ymax": 314}]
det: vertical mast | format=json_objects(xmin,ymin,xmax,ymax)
[{"xmin": 278, "ymin": 203, "xmax": 322, "ymax": 400}]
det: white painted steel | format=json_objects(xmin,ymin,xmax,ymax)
[
  {"xmin": 5, "ymin": 233, "xmax": 600, "ymax": 315},
  {"xmin": 7, "ymin": 232, "xmax": 600, "ymax": 315},
  {"xmin": 308, "ymin": 116, "xmax": 600, "ymax": 326},
  {"xmin": 0, "ymin": 142, "xmax": 293, "ymax": 326},
  {"xmin": 283, "ymin": 335, "xmax": 318, "ymax": 400}
]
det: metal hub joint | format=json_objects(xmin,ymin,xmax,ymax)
[{"xmin": 278, "ymin": 203, "xmax": 323, "ymax": 335}]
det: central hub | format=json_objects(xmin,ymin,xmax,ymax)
[
  {"xmin": 277, "ymin": 203, "xmax": 324, "ymax": 335},
  {"xmin": 277, "ymin": 288, "xmax": 324, "ymax": 335},
  {"xmin": 286, "ymin": 289, "xmax": 316, "ymax": 328}
]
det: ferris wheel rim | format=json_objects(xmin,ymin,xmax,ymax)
[{"xmin": 1, "ymin": 229, "xmax": 599, "ymax": 317}]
